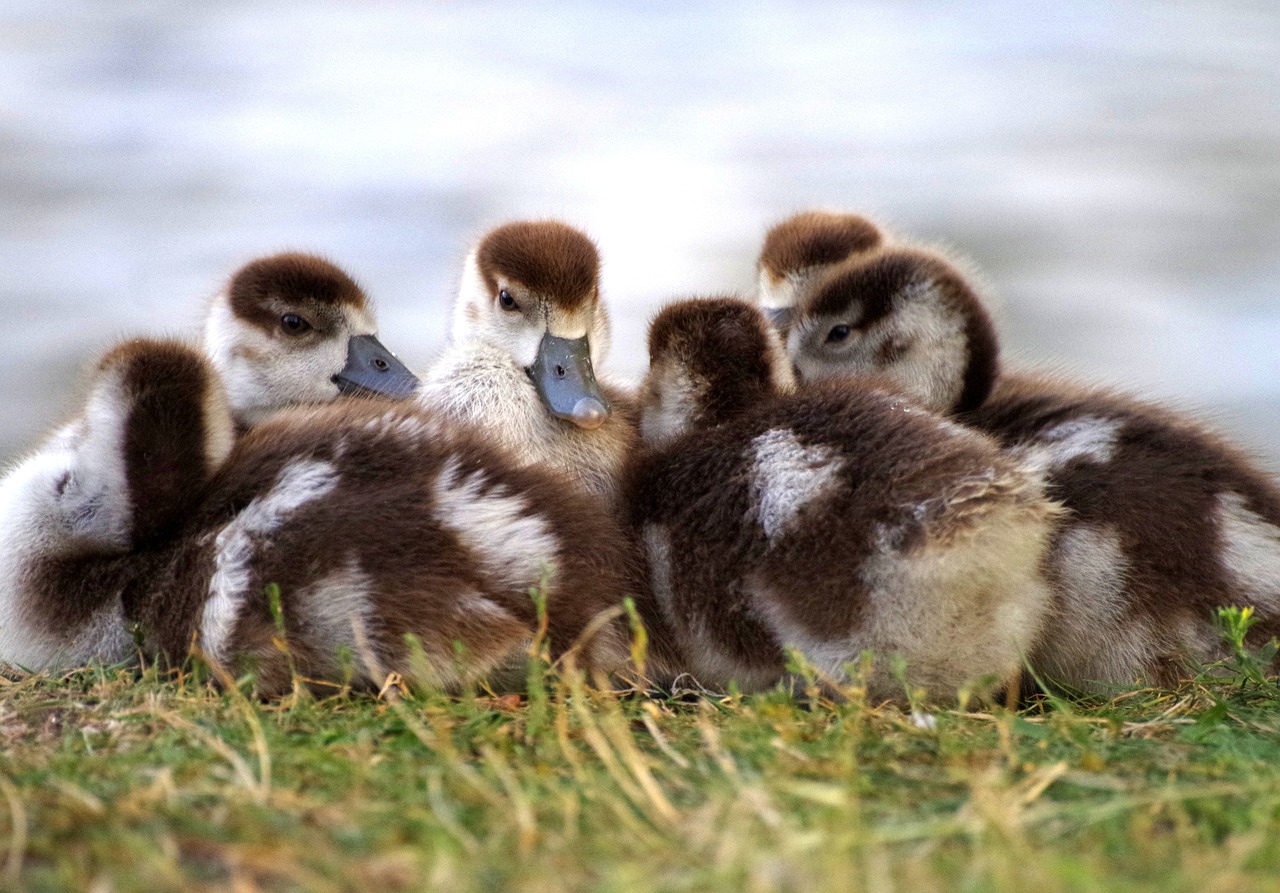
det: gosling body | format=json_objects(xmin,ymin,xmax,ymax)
[
  {"xmin": 776, "ymin": 214, "xmax": 1280, "ymax": 691},
  {"xmin": 0, "ymin": 340, "xmax": 630, "ymax": 692},
  {"xmin": 627, "ymin": 298, "xmax": 1060, "ymax": 702}
]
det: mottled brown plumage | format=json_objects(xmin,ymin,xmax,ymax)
[
  {"xmin": 627, "ymin": 297, "xmax": 1059, "ymax": 702},
  {"xmin": 775, "ymin": 214, "xmax": 1280, "ymax": 692},
  {"xmin": 1, "ymin": 340, "xmax": 633, "ymax": 692}
]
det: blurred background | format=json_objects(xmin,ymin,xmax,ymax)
[{"xmin": 2, "ymin": 1, "xmax": 1277, "ymax": 466}]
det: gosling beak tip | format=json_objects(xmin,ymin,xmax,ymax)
[{"xmin": 570, "ymin": 397, "xmax": 609, "ymax": 430}]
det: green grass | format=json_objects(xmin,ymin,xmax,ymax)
[{"xmin": 5, "ymin": 617, "xmax": 1280, "ymax": 892}]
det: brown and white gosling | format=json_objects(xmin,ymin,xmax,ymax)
[
  {"xmin": 0, "ymin": 339, "xmax": 630, "ymax": 693},
  {"xmin": 775, "ymin": 214, "xmax": 1280, "ymax": 691},
  {"xmin": 625, "ymin": 297, "xmax": 1061, "ymax": 703},
  {"xmin": 417, "ymin": 221, "xmax": 637, "ymax": 506},
  {"xmin": 204, "ymin": 252, "xmax": 419, "ymax": 429}
]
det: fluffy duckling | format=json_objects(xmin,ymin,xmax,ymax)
[
  {"xmin": 0, "ymin": 339, "xmax": 630, "ymax": 693},
  {"xmin": 0, "ymin": 339, "xmax": 235, "ymax": 671},
  {"xmin": 784, "ymin": 230, "xmax": 1280, "ymax": 691},
  {"xmin": 204, "ymin": 253, "xmax": 419, "ymax": 429},
  {"xmin": 755, "ymin": 211, "xmax": 885, "ymax": 336},
  {"xmin": 417, "ymin": 221, "xmax": 637, "ymax": 505},
  {"xmin": 626, "ymin": 298, "xmax": 1061, "ymax": 702}
]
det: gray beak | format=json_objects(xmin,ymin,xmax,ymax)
[
  {"xmin": 332, "ymin": 335, "xmax": 420, "ymax": 399},
  {"xmin": 762, "ymin": 306, "xmax": 793, "ymax": 334},
  {"xmin": 528, "ymin": 334, "xmax": 610, "ymax": 430}
]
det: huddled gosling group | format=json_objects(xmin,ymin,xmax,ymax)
[{"xmin": 3, "ymin": 211, "xmax": 1279, "ymax": 705}]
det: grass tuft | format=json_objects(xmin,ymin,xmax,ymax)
[{"xmin": 3, "ymin": 615, "xmax": 1280, "ymax": 890}]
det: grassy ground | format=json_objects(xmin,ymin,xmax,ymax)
[{"xmin": 5, "ymin": 617, "xmax": 1280, "ymax": 892}]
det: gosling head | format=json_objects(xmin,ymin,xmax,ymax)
[
  {"xmin": 756, "ymin": 210, "xmax": 885, "ymax": 336},
  {"xmin": 787, "ymin": 248, "xmax": 999, "ymax": 415},
  {"xmin": 203, "ymin": 253, "xmax": 419, "ymax": 428},
  {"xmin": 454, "ymin": 220, "xmax": 613, "ymax": 430},
  {"xmin": 640, "ymin": 297, "xmax": 794, "ymax": 447}
]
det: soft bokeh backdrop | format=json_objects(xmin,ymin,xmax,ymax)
[{"xmin": 2, "ymin": 1, "xmax": 1278, "ymax": 466}]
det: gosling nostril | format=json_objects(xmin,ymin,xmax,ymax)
[
  {"xmin": 373, "ymin": 358, "xmax": 390, "ymax": 372},
  {"xmin": 554, "ymin": 364, "xmax": 566, "ymax": 379}
]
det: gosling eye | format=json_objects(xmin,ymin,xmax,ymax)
[
  {"xmin": 281, "ymin": 313, "xmax": 312, "ymax": 335},
  {"xmin": 498, "ymin": 289, "xmax": 520, "ymax": 311},
  {"xmin": 826, "ymin": 324, "xmax": 851, "ymax": 344}
]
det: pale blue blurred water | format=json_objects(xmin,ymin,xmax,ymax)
[{"xmin": 2, "ymin": 1, "xmax": 1278, "ymax": 465}]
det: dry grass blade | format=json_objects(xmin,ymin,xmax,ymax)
[
  {"xmin": 595, "ymin": 697, "xmax": 680, "ymax": 824},
  {"xmin": 478, "ymin": 744, "xmax": 539, "ymax": 853},
  {"xmin": 0, "ymin": 774, "xmax": 26, "ymax": 886},
  {"xmin": 640, "ymin": 703, "xmax": 691, "ymax": 770},
  {"xmin": 156, "ymin": 710, "xmax": 265, "ymax": 802}
]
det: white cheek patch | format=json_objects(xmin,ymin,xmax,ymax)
[
  {"xmin": 204, "ymin": 298, "xmax": 272, "ymax": 419},
  {"xmin": 204, "ymin": 298, "xmax": 348, "ymax": 424},
  {"xmin": 498, "ymin": 324, "xmax": 546, "ymax": 371},
  {"xmin": 1214, "ymin": 491, "xmax": 1280, "ymax": 615},
  {"xmin": 450, "ymin": 265, "xmax": 550, "ymax": 369},
  {"xmin": 450, "ymin": 250, "xmax": 490, "ymax": 341},
  {"xmin": 432, "ymin": 458, "xmax": 560, "ymax": 591},
  {"xmin": 201, "ymin": 459, "xmax": 340, "ymax": 663},
  {"xmin": 867, "ymin": 283, "xmax": 967, "ymax": 413},
  {"xmin": 748, "ymin": 429, "xmax": 844, "ymax": 542}
]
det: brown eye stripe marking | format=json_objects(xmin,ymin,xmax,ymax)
[
  {"xmin": 476, "ymin": 221, "xmax": 599, "ymax": 310},
  {"xmin": 758, "ymin": 211, "xmax": 884, "ymax": 278},
  {"xmin": 228, "ymin": 253, "xmax": 369, "ymax": 330}
]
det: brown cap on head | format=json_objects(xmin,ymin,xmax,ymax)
[
  {"xmin": 758, "ymin": 211, "xmax": 884, "ymax": 281},
  {"xmin": 648, "ymin": 297, "xmax": 788, "ymax": 426},
  {"xmin": 97, "ymin": 339, "xmax": 229, "ymax": 546},
  {"xmin": 801, "ymin": 248, "xmax": 1000, "ymax": 414},
  {"xmin": 476, "ymin": 221, "xmax": 599, "ymax": 310},
  {"xmin": 227, "ymin": 253, "xmax": 369, "ymax": 329}
]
